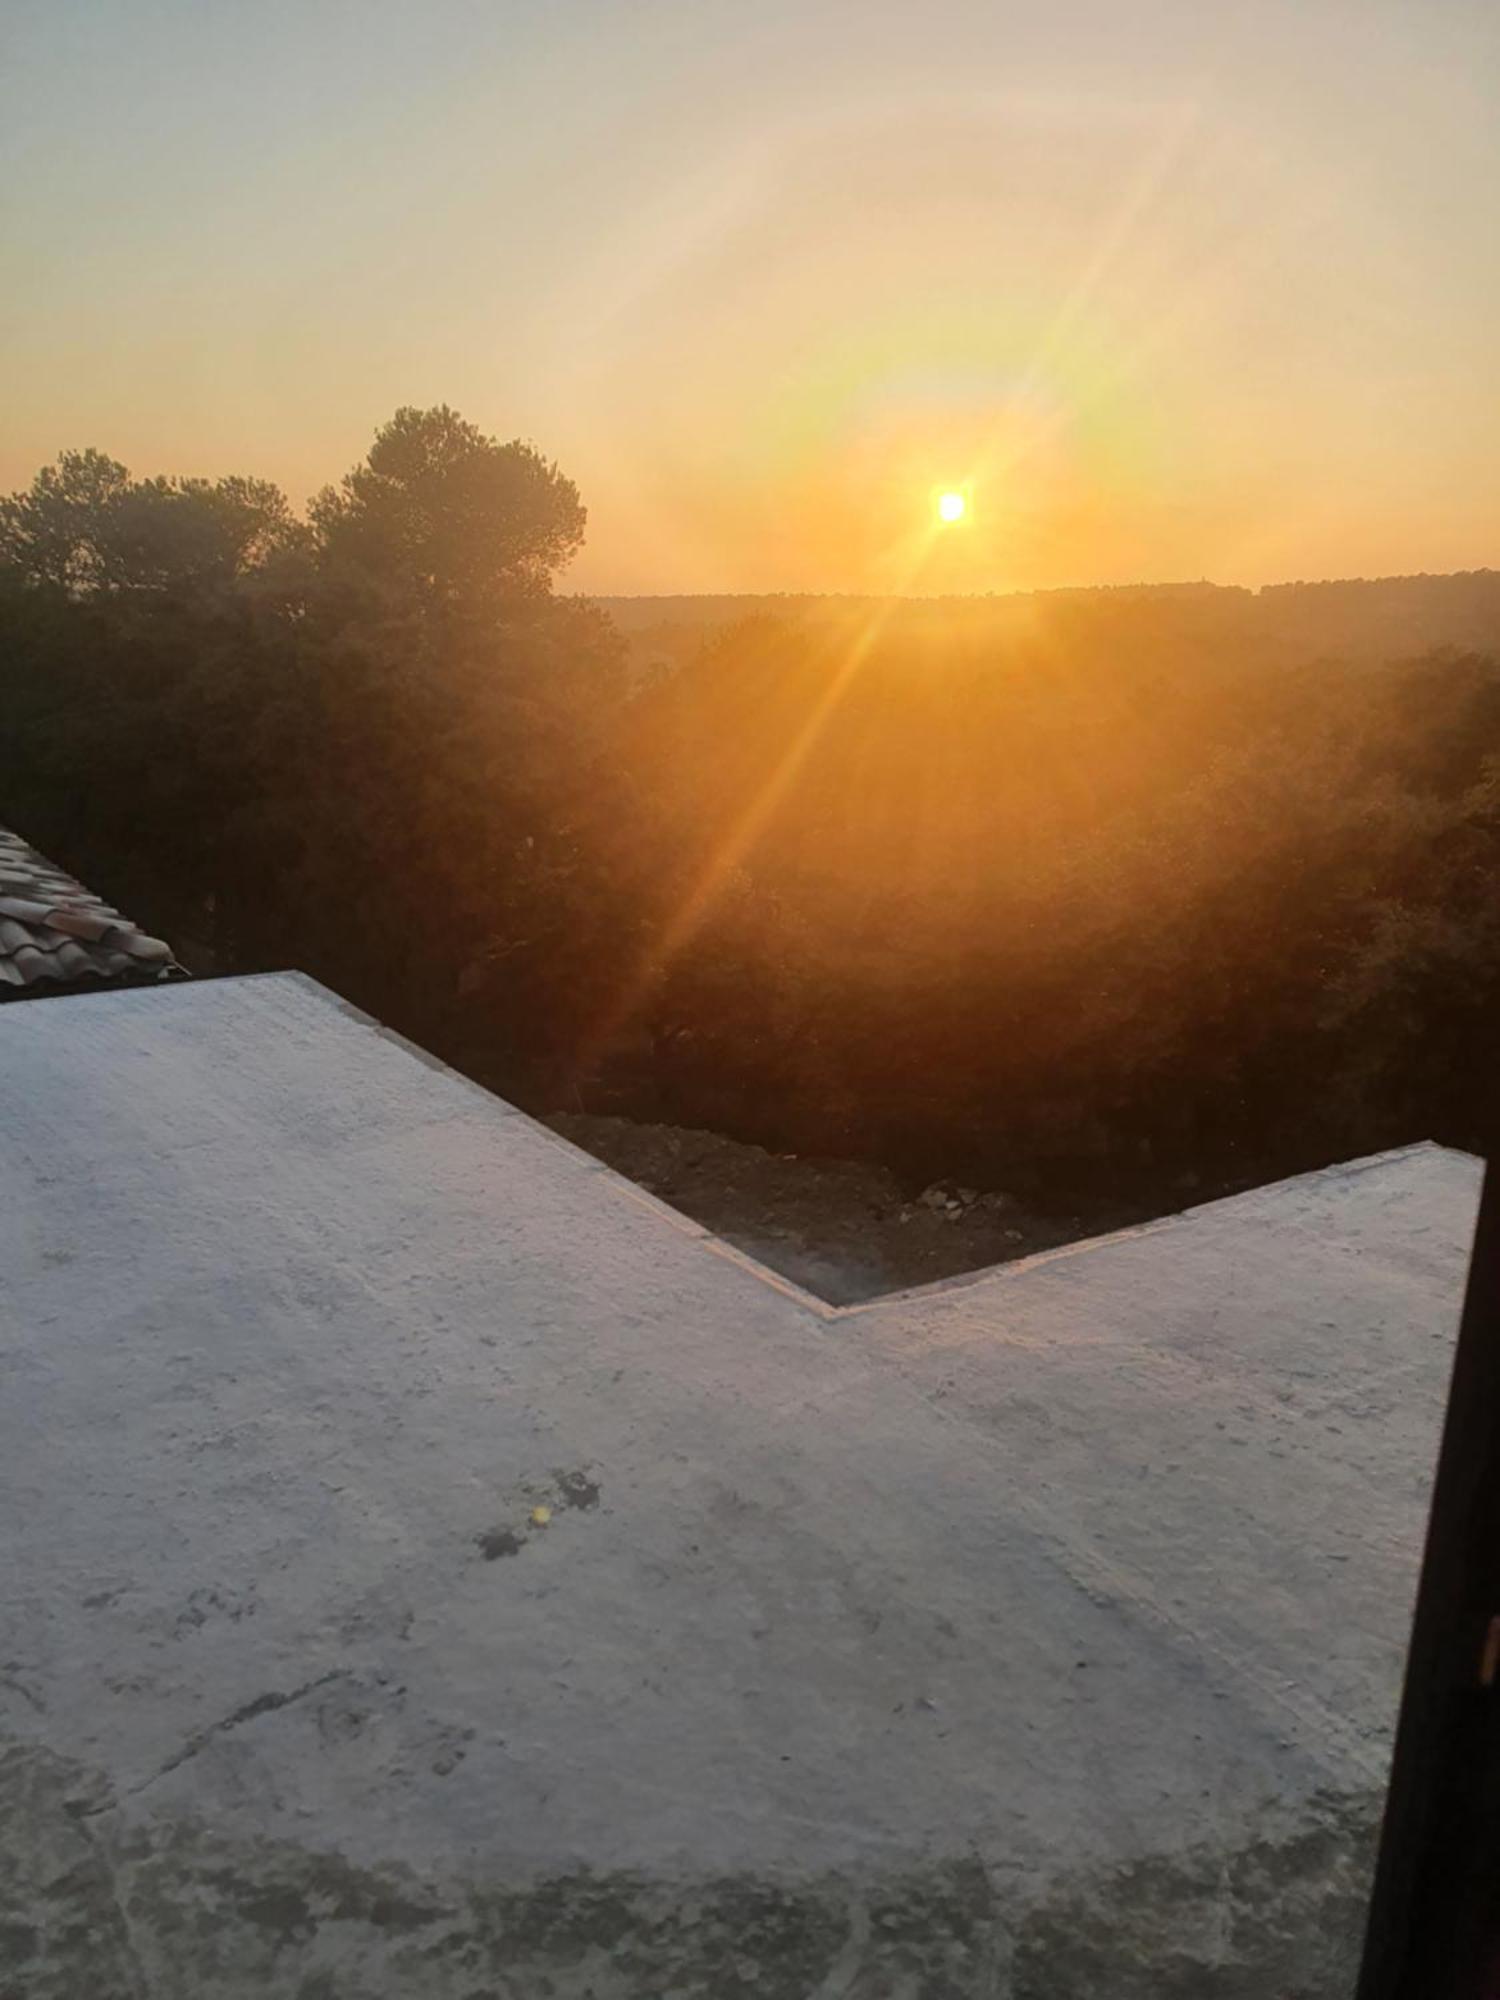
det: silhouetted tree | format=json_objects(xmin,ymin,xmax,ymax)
[
  {"xmin": 0, "ymin": 449, "xmax": 304, "ymax": 594},
  {"xmin": 309, "ymin": 405, "xmax": 585, "ymax": 616}
]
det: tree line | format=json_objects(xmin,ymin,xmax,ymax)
[{"xmin": 4, "ymin": 406, "xmax": 1498, "ymax": 1215}]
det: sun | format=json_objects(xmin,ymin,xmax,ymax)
[{"xmin": 937, "ymin": 490, "xmax": 967, "ymax": 524}]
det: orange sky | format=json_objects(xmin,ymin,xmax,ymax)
[{"xmin": 3, "ymin": 1, "xmax": 1497, "ymax": 594}]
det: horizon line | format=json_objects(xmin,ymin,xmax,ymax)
[{"xmin": 582, "ymin": 564, "xmax": 1500, "ymax": 605}]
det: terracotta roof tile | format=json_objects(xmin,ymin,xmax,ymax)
[{"xmin": 0, "ymin": 827, "xmax": 186, "ymax": 999}]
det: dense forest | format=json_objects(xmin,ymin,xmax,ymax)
[{"xmin": 4, "ymin": 406, "xmax": 1499, "ymax": 1218}]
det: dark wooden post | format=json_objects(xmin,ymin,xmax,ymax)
[{"xmin": 1357, "ymin": 1159, "xmax": 1500, "ymax": 1997}]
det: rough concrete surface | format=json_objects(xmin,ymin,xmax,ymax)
[{"xmin": 0, "ymin": 972, "xmax": 1480, "ymax": 1997}]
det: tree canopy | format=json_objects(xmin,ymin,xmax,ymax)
[
  {"xmin": 309, "ymin": 405, "xmax": 586, "ymax": 615},
  {"xmin": 0, "ymin": 408, "xmax": 585, "ymax": 615},
  {"xmin": 0, "ymin": 449, "xmax": 305, "ymax": 594}
]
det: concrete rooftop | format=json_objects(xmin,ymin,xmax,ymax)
[{"xmin": 0, "ymin": 972, "xmax": 1479, "ymax": 1997}]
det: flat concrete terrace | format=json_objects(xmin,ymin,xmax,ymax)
[{"xmin": 0, "ymin": 973, "xmax": 1479, "ymax": 1998}]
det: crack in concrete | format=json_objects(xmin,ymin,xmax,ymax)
[
  {"xmin": 77, "ymin": 1670, "xmax": 350, "ymax": 1817},
  {"xmin": 0, "ymin": 1672, "xmax": 43, "ymax": 1715},
  {"xmin": 70, "ymin": 1810, "xmax": 151, "ymax": 1999},
  {"xmin": 804, "ymin": 1893, "xmax": 873, "ymax": 1997}
]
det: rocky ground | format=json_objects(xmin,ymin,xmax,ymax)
[{"xmin": 542, "ymin": 1111, "xmax": 1156, "ymax": 1303}]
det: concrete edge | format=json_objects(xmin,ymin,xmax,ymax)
[
  {"xmin": 837, "ymin": 1139, "xmax": 1472, "ymax": 1320},
  {"xmin": 20, "ymin": 971, "xmax": 1472, "ymax": 1329},
  {"xmin": 269, "ymin": 971, "xmax": 842, "ymax": 1319}
]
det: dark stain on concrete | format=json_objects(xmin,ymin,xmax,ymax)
[
  {"xmin": 1011, "ymin": 1790, "xmax": 1381, "ymax": 2000},
  {"xmin": 552, "ymin": 1470, "xmax": 601, "ymax": 1512},
  {"xmin": 0, "ymin": 1732, "xmax": 1381, "ymax": 1999},
  {"xmin": 172, "ymin": 1587, "xmax": 257, "ymax": 1637},
  {"xmin": 475, "ymin": 1529, "xmax": 525, "ymax": 1561},
  {"xmin": 0, "ymin": 1742, "xmax": 145, "ymax": 1997}
]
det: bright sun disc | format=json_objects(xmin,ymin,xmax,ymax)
[{"xmin": 937, "ymin": 490, "xmax": 966, "ymax": 523}]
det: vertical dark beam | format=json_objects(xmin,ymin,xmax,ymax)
[{"xmin": 1357, "ymin": 1157, "xmax": 1500, "ymax": 1998}]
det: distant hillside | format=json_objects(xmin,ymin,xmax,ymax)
[
  {"xmin": 592, "ymin": 571, "xmax": 1500, "ymax": 676},
  {"xmin": 596, "ymin": 580, "xmax": 1232, "ymax": 630}
]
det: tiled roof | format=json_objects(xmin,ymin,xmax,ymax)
[{"xmin": 0, "ymin": 826, "xmax": 185, "ymax": 998}]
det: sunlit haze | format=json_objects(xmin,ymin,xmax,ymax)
[{"xmin": 4, "ymin": 0, "xmax": 1497, "ymax": 593}]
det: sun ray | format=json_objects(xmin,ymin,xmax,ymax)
[{"xmin": 574, "ymin": 520, "xmax": 953, "ymax": 1076}]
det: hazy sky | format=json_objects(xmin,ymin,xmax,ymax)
[{"xmin": 3, "ymin": 0, "xmax": 1497, "ymax": 594}]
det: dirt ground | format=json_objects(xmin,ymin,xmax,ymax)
[{"xmin": 543, "ymin": 1111, "xmax": 1153, "ymax": 1303}]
